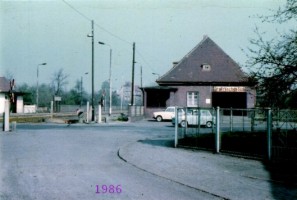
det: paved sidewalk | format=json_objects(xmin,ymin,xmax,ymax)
[{"xmin": 118, "ymin": 139, "xmax": 297, "ymax": 200}]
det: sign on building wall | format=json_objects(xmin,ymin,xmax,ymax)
[
  {"xmin": 54, "ymin": 96, "xmax": 62, "ymax": 101},
  {"xmin": 213, "ymin": 86, "xmax": 246, "ymax": 92}
]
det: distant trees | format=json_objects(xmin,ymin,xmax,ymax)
[
  {"xmin": 17, "ymin": 83, "xmax": 35, "ymax": 105},
  {"xmin": 247, "ymin": 0, "xmax": 297, "ymax": 108},
  {"xmin": 17, "ymin": 78, "xmax": 123, "ymax": 108},
  {"xmin": 17, "ymin": 83, "xmax": 52, "ymax": 107},
  {"xmin": 16, "ymin": 68, "xmax": 140, "ymax": 109}
]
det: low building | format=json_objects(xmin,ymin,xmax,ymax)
[
  {"xmin": 142, "ymin": 36, "xmax": 256, "ymax": 118},
  {"xmin": 0, "ymin": 77, "xmax": 25, "ymax": 113}
]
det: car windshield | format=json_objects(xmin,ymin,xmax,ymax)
[{"xmin": 166, "ymin": 108, "xmax": 174, "ymax": 112}]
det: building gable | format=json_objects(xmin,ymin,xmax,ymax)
[
  {"xmin": 0, "ymin": 77, "xmax": 11, "ymax": 92},
  {"xmin": 157, "ymin": 36, "xmax": 248, "ymax": 86}
]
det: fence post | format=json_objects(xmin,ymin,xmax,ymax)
[
  {"xmin": 50, "ymin": 101, "xmax": 54, "ymax": 118},
  {"xmin": 267, "ymin": 108, "xmax": 272, "ymax": 160},
  {"xmin": 198, "ymin": 107, "xmax": 201, "ymax": 135},
  {"xmin": 230, "ymin": 107, "xmax": 233, "ymax": 133},
  {"xmin": 86, "ymin": 101, "xmax": 89, "ymax": 123},
  {"xmin": 251, "ymin": 109, "xmax": 255, "ymax": 132},
  {"xmin": 174, "ymin": 107, "xmax": 178, "ymax": 148},
  {"xmin": 242, "ymin": 109, "xmax": 245, "ymax": 132},
  {"xmin": 216, "ymin": 106, "xmax": 220, "ymax": 153}
]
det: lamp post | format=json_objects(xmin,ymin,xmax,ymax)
[
  {"xmin": 36, "ymin": 62, "xmax": 47, "ymax": 109},
  {"xmin": 98, "ymin": 41, "xmax": 112, "ymax": 116},
  {"xmin": 87, "ymin": 20, "xmax": 95, "ymax": 121},
  {"xmin": 80, "ymin": 72, "xmax": 88, "ymax": 107}
]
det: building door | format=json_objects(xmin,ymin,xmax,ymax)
[{"xmin": 212, "ymin": 92, "xmax": 247, "ymax": 115}]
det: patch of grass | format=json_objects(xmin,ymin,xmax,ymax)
[{"xmin": 9, "ymin": 116, "xmax": 47, "ymax": 123}]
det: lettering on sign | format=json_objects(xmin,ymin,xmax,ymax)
[{"xmin": 213, "ymin": 86, "xmax": 245, "ymax": 92}]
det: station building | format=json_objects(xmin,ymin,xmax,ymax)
[{"xmin": 142, "ymin": 36, "xmax": 256, "ymax": 117}]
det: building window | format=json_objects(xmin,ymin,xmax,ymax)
[
  {"xmin": 201, "ymin": 64, "xmax": 211, "ymax": 71},
  {"xmin": 187, "ymin": 92, "xmax": 198, "ymax": 107}
]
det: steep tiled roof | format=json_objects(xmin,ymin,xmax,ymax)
[
  {"xmin": 0, "ymin": 77, "xmax": 11, "ymax": 92},
  {"xmin": 157, "ymin": 36, "xmax": 249, "ymax": 86}
]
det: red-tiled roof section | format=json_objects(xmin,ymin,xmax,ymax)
[{"xmin": 157, "ymin": 36, "xmax": 248, "ymax": 85}]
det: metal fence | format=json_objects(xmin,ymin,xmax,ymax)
[
  {"xmin": 175, "ymin": 107, "xmax": 297, "ymax": 161},
  {"xmin": 271, "ymin": 109, "xmax": 297, "ymax": 161}
]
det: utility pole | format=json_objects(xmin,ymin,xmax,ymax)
[
  {"xmin": 130, "ymin": 42, "xmax": 135, "ymax": 106},
  {"xmin": 109, "ymin": 48, "xmax": 112, "ymax": 116},
  {"xmin": 98, "ymin": 41, "xmax": 113, "ymax": 116},
  {"xmin": 91, "ymin": 20, "xmax": 95, "ymax": 121}
]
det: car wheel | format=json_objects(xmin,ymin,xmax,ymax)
[
  {"xmin": 206, "ymin": 121, "xmax": 212, "ymax": 128},
  {"xmin": 180, "ymin": 120, "xmax": 187, "ymax": 128},
  {"xmin": 156, "ymin": 116, "xmax": 163, "ymax": 122}
]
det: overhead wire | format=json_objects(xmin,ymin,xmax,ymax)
[
  {"xmin": 62, "ymin": 0, "xmax": 132, "ymax": 46},
  {"xmin": 61, "ymin": 0, "xmax": 92, "ymax": 22},
  {"xmin": 61, "ymin": 0, "xmax": 157, "ymax": 78}
]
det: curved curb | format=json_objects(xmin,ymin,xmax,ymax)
[{"xmin": 117, "ymin": 143, "xmax": 230, "ymax": 200}]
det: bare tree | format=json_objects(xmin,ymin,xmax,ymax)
[
  {"xmin": 51, "ymin": 68, "xmax": 69, "ymax": 96},
  {"xmin": 246, "ymin": 0, "xmax": 297, "ymax": 108}
]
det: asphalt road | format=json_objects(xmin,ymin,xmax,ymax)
[{"xmin": 0, "ymin": 121, "xmax": 222, "ymax": 200}]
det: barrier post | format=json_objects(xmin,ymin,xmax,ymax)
[
  {"xmin": 267, "ymin": 108, "xmax": 272, "ymax": 160},
  {"xmin": 98, "ymin": 104, "xmax": 102, "ymax": 123},
  {"xmin": 86, "ymin": 101, "xmax": 89, "ymax": 123},
  {"xmin": 50, "ymin": 101, "xmax": 54, "ymax": 118},
  {"xmin": 4, "ymin": 100, "xmax": 10, "ymax": 132},
  {"xmin": 174, "ymin": 107, "xmax": 178, "ymax": 148}
]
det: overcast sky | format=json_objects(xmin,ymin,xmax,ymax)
[{"xmin": 0, "ymin": 0, "xmax": 293, "ymax": 93}]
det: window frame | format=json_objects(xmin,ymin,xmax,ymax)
[{"xmin": 187, "ymin": 91, "xmax": 199, "ymax": 107}]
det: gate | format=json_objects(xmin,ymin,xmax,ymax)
[
  {"xmin": 174, "ymin": 107, "xmax": 216, "ymax": 151},
  {"xmin": 272, "ymin": 109, "xmax": 297, "ymax": 161},
  {"xmin": 175, "ymin": 107, "xmax": 297, "ymax": 161}
]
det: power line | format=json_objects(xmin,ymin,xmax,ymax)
[
  {"xmin": 135, "ymin": 49, "xmax": 156, "ymax": 73},
  {"xmin": 62, "ymin": 0, "xmax": 157, "ymax": 81},
  {"xmin": 61, "ymin": 0, "xmax": 132, "ymax": 46},
  {"xmin": 61, "ymin": 0, "xmax": 91, "ymax": 22},
  {"xmin": 93, "ymin": 22, "xmax": 132, "ymax": 46}
]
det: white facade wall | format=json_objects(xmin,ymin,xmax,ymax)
[
  {"xmin": 0, "ymin": 94, "xmax": 5, "ymax": 113},
  {"xmin": 17, "ymin": 96, "xmax": 24, "ymax": 113}
]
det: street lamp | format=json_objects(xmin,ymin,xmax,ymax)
[
  {"xmin": 36, "ymin": 62, "xmax": 47, "ymax": 109},
  {"xmin": 80, "ymin": 72, "xmax": 89, "ymax": 107},
  {"xmin": 98, "ymin": 41, "xmax": 113, "ymax": 116}
]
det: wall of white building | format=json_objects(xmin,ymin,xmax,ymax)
[
  {"xmin": 0, "ymin": 94, "xmax": 5, "ymax": 113},
  {"xmin": 17, "ymin": 96, "xmax": 24, "ymax": 113}
]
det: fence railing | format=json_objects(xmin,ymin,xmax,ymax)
[{"xmin": 174, "ymin": 107, "xmax": 297, "ymax": 161}]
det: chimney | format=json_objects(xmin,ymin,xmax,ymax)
[{"xmin": 173, "ymin": 61, "xmax": 179, "ymax": 67}]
